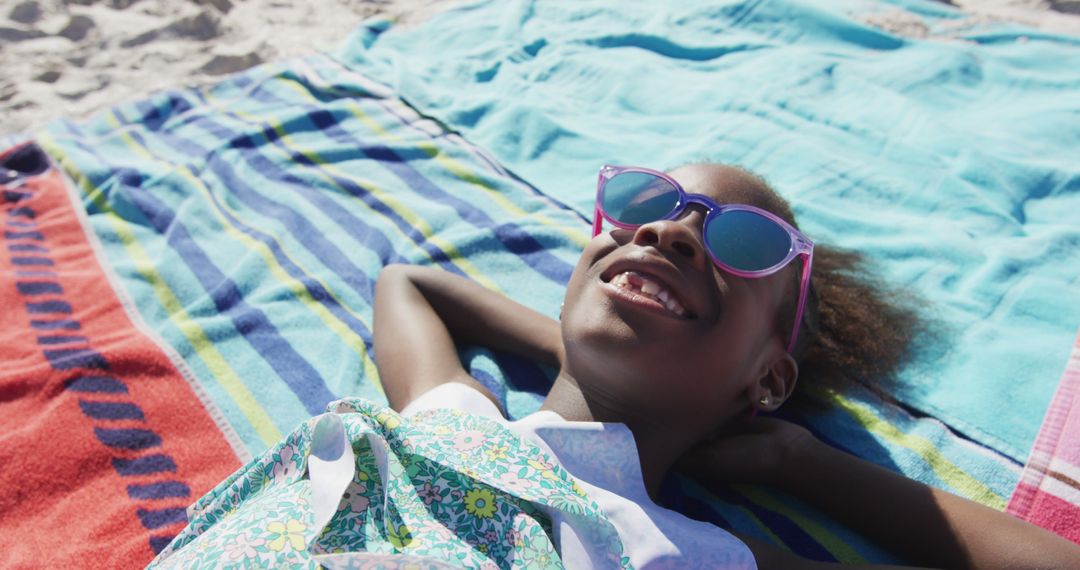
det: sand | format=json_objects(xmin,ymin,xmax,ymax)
[{"xmin": 1, "ymin": 0, "xmax": 1079, "ymax": 137}]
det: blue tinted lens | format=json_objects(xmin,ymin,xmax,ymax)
[
  {"xmin": 705, "ymin": 210, "xmax": 792, "ymax": 272},
  {"xmin": 601, "ymin": 172, "xmax": 680, "ymax": 225}
]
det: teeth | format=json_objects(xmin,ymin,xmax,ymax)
[{"xmin": 608, "ymin": 271, "xmax": 686, "ymax": 317}]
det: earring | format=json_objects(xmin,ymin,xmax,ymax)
[{"xmin": 759, "ymin": 394, "xmax": 770, "ymax": 407}]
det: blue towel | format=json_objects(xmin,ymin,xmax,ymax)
[{"xmin": 337, "ymin": 0, "xmax": 1080, "ymax": 461}]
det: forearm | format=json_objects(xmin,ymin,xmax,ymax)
[
  {"xmin": 782, "ymin": 440, "xmax": 1080, "ymax": 569},
  {"xmin": 373, "ymin": 264, "xmax": 563, "ymax": 410},
  {"xmin": 383, "ymin": 265, "xmax": 562, "ymax": 367}
]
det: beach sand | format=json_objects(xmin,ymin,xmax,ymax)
[{"xmin": 2, "ymin": 0, "xmax": 1078, "ymax": 136}]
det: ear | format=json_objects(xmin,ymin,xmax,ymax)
[{"xmin": 753, "ymin": 351, "xmax": 798, "ymax": 412}]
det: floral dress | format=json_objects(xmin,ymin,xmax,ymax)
[{"xmin": 149, "ymin": 398, "xmax": 632, "ymax": 569}]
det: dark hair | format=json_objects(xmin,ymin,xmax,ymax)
[{"xmin": 724, "ymin": 165, "xmax": 924, "ymax": 393}]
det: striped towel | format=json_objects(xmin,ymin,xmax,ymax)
[
  {"xmin": 1007, "ymin": 329, "xmax": 1080, "ymax": 542},
  {"xmin": 15, "ymin": 51, "xmax": 1037, "ymax": 563}
]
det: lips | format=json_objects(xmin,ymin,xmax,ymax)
[{"xmin": 600, "ymin": 257, "xmax": 696, "ymax": 319}]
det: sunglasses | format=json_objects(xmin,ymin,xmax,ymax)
[{"xmin": 593, "ymin": 165, "xmax": 814, "ymax": 353}]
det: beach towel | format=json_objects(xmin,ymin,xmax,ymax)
[
  {"xmin": 1007, "ymin": 328, "xmax": 1080, "ymax": 542},
  {"xmin": 0, "ymin": 143, "xmax": 241, "ymax": 567},
  {"xmin": 2, "ymin": 1, "xmax": 1076, "ymax": 561},
  {"xmin": 337, "ymin": 0, "xmax": 1080, "ymax": 463}
]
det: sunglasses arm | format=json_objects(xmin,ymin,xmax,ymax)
[
  {"xmin": 786, "ymin": 251, "xmax": 813, "ymax": 354},
  {"xmin": 592, "ymin": 203, "xmax": 603, "ymax": 237}
]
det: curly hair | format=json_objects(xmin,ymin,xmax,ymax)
[{"xmin": 710, "ymin": 164, "xmax": 925, "ymax": 393}]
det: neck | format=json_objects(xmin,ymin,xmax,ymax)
[{"xmin": 540, "ymin": 372, "xmax": 696, "ymax": 501}]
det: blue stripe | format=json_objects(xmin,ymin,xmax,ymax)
[
  {"xmin": 712, "ymin": 486, "xmax": 837, "ymax": 562},
  {"xmin": 149, "ymin": 534, "xmax": 175, "ymax": 554},
  {"xmin": 312, "ymin": 56, "xmax": 589, "ymax": 224},
  {"xmin": 68, "ymin": 135, "xmax": 337, "ymax": 415},
  {"xmin": 31, "ymin": 318, "xmax": 81, "ymax": 330},
  {"xmin": 79, "ymin": 400, "xmax": 146, "ymax": 420},
  {"xmin": 118, "ymin": 114, "xmax": 381, "ymax": 359},
  {"xmin": 136, "ymin": 507, "xmax": 186, "ymax": 530},
  {"xmin": 66, "ymin": 375, "xmax": 128, "ymax": 393},
  {"xmin": 148, "ymin": 95, "xmax": 469, "ymax": 279},
  {"xmin": 3, "ymin": 191, "xmax": 30, "ymax": 203},
  {"xmin": 37, "ymin": 334, "xmax": 88, "ymax": 345},
  {"xmin": 5, "ymin": 219, "xmax": 36, "ymax": 228},
  {"xmin": 11, "ymin": 256, "xmax": 53, "ymax": 266},
  {"xmin": 44, "ymin": 348, "xmax": 108, "ymax": 370},
  {"xmin": 127, "ymin": 481, "xmax": 191, "ymax": 500},
  {"xmin": 8, "ymin": 243, "xmax": 47, "ymax": 252},
  {"xmin": 9, "ymin": 206, "xmax": 35, "ymax": 218},
  {"xmin": 16, "ymin": 281, "xmax": 63, "ymax": 295},
  {"xmin": 4, "ymin": 230, "xmax": 43, "ymax": 240},
  {"xmin": 94, "ymin": 427, "xmax": 161, "ymax": 450},
  {"xmin": 113, "ymin": 454, "xmax": 175, "ymax": 475},
  {"xmin": 237, "ymin": 75, "xmax": 575, "ymax": 285},
  {"xmin": 27, "ymin": 300, "xmax": 72, "ymax": 314}
]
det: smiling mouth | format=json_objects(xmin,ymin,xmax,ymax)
[{"xmin": 605, "ymin": 270, "xmax": 690, "ymax": 318}]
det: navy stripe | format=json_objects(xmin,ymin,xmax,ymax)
[
  {"xmin": 710, "ymin": 486, "xmax": 836, "ymax": 562},
  {"xmin": 11, "ymin": 256, "xmax": 53, "ymax": 266},
  {"xmin": 66, "ymin": 375, "xmax": 128, "ymax": 393},
  {"xmin": 149, "ymin": 534, "xmax": 175, "ymax": 554},
  {"xmin": 9, "ymin": 206, "xmax": 35, "ymax": 218},
  {"xmin": 37, "ymin": 334, "xmax": 88, "ymax": 345},
  {"xmin": 79, "ymin": 400, "xmax": 146, "ymax": 420},
  {"xmin": 364, "ymin": 144, "xmax": 572, "ymax": 285},
  {"xmin": 3, "ymin": 191, "xmax": 30, "ymax": 203},
  {"xmin": 16, "ymin": 281, "xmax": 63, "ymax": 295},
  {"xmin": 136, "ymin": 507, "xmax": 186, "ymax": 530},
  {"xmin": 44, "ymin": 348, "xmax": 109, "ymax": 370},
  {"xmin": 71, "ymin": 132, "xmax": 337, "ymax": 415},
  {"xmin": 236, "ymin": 75, "xmax": 574, "ymax": 285},
  {"xmin": 160, "ymin": 97, "xmax": 468, "ymax": 280},
  {"xmin": 127, "ymin": 481, "xmax": 191, "ymax": 500},
  {"xmin": 120, "ymin": 119, "xmax": 380, "ymax": 360},
  {"xmin": 5, "ymin": 219, "xmax": 36, "ymax": 228},
  {"xmin": 8, "ymin": 243, "xmax": 47, "ymax": 252},
  {"xmin": 113, "ymin": 454, "xmax": 176, "ymax": 476},
  {"xmin": 94, "ymin": 427, "xmax": 161, "ymax": 450},
  {"xmin": 4, "ymin": 230, "xmax": 43, "ymax": 240},
  {"xmin": 27, "ymin": 300, "xmax": 72, "ymax": 314},
  {"xmin": 31, "ymin": 318, "xmax": 81, "ymax": 330}
]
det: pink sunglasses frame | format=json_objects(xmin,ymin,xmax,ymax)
[{"xmin": 592, "ymin": 165, "xmax": 814, "ymax": 353}]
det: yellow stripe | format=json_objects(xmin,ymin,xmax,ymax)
[
  {"xmin": 814, "ymin": 387, "xmax": 1007, "ymax": 510},
  {"xmin": 737, "ymin": 485, "xmax": 867, "ymax": 563},
  {"xmin": 214, "ymin": 104, "xmax": 501, "ymax": 294},
  {"xmin": 39, "ymin": 133, "xmax": 283, "ymax": 447},
  {"xmin": 276, "ymin": 75, "xmax": 591, "ymax": 250},
  {"xmin": 102, "ymin": 118, "xmax": 383, "ymax": 392}
]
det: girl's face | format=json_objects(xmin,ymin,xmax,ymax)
[{"xmin": 560, "ymin": 163, "xmax": 798, "ymax": 435}]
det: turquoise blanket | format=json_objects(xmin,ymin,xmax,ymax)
[{"xmin": 338, "ymin": 0, "xmax": 1080, "ymax": 461}]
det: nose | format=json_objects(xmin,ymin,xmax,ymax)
[{"xmin": 631, "ymin": 208, "xmax": 708, "ymax": 269}]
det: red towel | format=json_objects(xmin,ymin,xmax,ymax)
[{"xmin": 0, "ymin": 144, "xmax": 242, "ymax": 568}]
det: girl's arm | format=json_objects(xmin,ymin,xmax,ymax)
[
  {"xmin": 373, "ymin": 264, "xmax": 563, "ymax": 411},
  {"xmin": 681, "ymin": 418, "xmax": 1080, "ymax": 569}
]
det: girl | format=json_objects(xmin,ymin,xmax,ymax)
[{"xmin": 152, "ymin": 163, "xmax": 1080, "ymax": 569}]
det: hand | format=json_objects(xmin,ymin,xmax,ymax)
[{"xmin": 677, "ymin": 417, "xmax": 821, "ymax": 488}]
